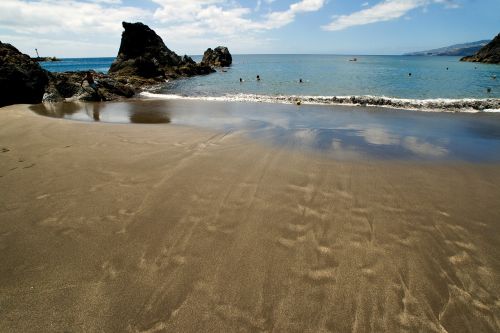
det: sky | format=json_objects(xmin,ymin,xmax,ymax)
[{"xmin": 0, "ymin": 0, "xmax": 498, "ymax": 57}]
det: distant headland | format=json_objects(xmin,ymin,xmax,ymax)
[
  {"xmin": 404, "ymin": 40, "xmax": 491, "ymax": 57},
  {"xmin": 460, "ymin": 33, "xmax": 500, "ymax": 64}
]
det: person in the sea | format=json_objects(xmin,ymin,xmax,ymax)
[
  {"xmin": 239, "ymin": 78, "xmax": 243, "ymax": 83},
  {"xmin": 299, "ymin": 78, "xmax": 303, "ymax": 83},
  {"xmin": 256, "ymin": 75, "xmax": 260, "ymax": 81}
]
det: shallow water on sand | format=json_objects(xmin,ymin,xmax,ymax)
[{"xmin": 30, "ymin": 100, "xmax": 500, "ymax": 162}]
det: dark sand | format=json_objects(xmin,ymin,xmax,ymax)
[{"xmin": 1, "ymin": 103, "xmax": 500, "ymax": 332}]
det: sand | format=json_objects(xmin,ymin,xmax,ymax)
[{"xmin": 1, "ymin": 104, "xmax": 499, "ymax": 332}]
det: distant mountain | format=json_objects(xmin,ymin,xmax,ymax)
[
  {"xmin": 461, "ymin": 33, "xmax": 500, "ymax": 64},
  {"xmin": 404, "ymin": 40, "xmax": 491, "ymax": 56}
]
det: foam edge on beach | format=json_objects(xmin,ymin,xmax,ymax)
[{"xmin": 140, "ymin": 92, "xmax": 500, "ymax": 113}]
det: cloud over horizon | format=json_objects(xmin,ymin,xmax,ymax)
[
  {"xmin": 0, "ymin": 0, "xmax": 493, "ymax": 57},
  {"xmin": 0, "ymin": 0, "xmax": 325, "ymax": 56},
  {"xmin": 322, "ymin": 0, "xmax": 460, "ymax": 31}
]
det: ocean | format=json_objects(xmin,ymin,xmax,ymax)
[{"xmin": 40, "ymin": 55, "xmax": 500, "ymax": 107}]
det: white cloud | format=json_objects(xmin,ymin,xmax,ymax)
[
  {"xmin": 153, "ymin": 0, "xmax": 325, "ymax": 34},
  {"xmin": 0, "ymin": 0, "xmax": 325, "ymax": 56},
  {"xmin": 322, "ymin": 0, "xmax": 459, "ymax": 31},
  {"xmin": 0, "ymin": 0, "xmax": 148, "ymax": 35}
]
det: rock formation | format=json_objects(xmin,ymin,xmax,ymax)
[
  {"xmin": 202, "ymin": 46, "xmax": 232, "ymax": 67},
  {"xmin": 1, "ymin": 22, "xmax": 229, "ymax": 106},
  {"xmin": 43, "ymin": 71, "xmax": 135, "ymax": 102},
  {"xmin": 109, "ymin": 22, "xmax": 214, "ymax": 80},
  {"xmin": 461, "ymin": 33, "xmax": 500, "ymax": 64},
  {"xmin": 0, "ymin": 41, "xmax": 49, "ymax": 107}
]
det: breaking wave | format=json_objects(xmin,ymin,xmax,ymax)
[{"xmin": 140, "ymin": 92, "xmax": 500, "ymax": 113}]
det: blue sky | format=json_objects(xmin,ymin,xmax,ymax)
[{"xmin": 0, "ymin": 0, "xmax": 498, "ymax": 57}]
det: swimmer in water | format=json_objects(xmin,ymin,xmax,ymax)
[
  {"xmin": 256, "ymin": 75, "xmax": 260, "ymax": 81},
  {"xmin": 299, "ymin": 78, "xmax": 303, "ymax": 83},
  {"xmin": 239, "ymin": 78, "xmax": 242, "ymax": 83}
]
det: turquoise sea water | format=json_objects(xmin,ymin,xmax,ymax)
[{"xmin": 40, "ymin": 55, "xmax": 500, "ymax": 101}]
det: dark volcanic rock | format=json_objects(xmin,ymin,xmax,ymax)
[
  {"xmin": 43, "ymin": 71, "xmax": 135, "ymax": 102},
  {"xmin": 109, "ymin": 22, "xmax": 214, "ymax": 79},
  {"xmin": 0, "ymin": 41, "xmax": 49, "ymax": 107},
  {"xmin": 461, "ymin": 33, "xmax": 500, "ymax": 64},
  {"xmin": 202, "ymin": 46, "xmax": 232, "ymax": 67}
]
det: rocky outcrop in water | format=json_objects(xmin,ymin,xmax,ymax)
[
  {"xmin": 0, "ymin": 41, "xmax": 49, "ymax": 107},
  {"xmin": 202, "ymin": 46, "xmax": 232, "ymax": 67},
  {"xmin": 461, "ymin": 33, "xmax": 500, "ymax": 64},
  {"xmin": 43, "ymin": 71, "xmax": 135, "ymax": 102},
  {"xmin": 109, "ymin": 22, "xmax": 214, "ymax": 80},
  {"xmin": 32, "ymin": 57, "xmax": 60, "ymax": 62}
]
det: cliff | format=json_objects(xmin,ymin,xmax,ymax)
[{"xmin": 460, "ymin": 33, "xmax": 500, "ymax": 64}]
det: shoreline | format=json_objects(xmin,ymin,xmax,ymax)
[
  {"xmin": 27, "ymin": 98, "xmax": 500, "ymax": 162},
  {"xmin": 1, "ymin": 104, "xmax": 500, "ymax": 332},
  {"xmin": 140, "ymin": 92, "xmax": 500, "ymax": 113}
]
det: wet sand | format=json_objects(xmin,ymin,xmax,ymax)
[{"xmin": 1, "ymin": 104, "xmax": 500, "ymax": 332}]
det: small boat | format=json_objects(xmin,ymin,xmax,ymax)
[{"xmin": 349, "ymin": 58, "xmax": 357, "ymax": 62}]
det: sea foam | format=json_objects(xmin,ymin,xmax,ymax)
[{"xmin": 140, "ymin": 92, "xmax": 500, "ymax": 113}]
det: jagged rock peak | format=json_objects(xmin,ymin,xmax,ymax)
[
  {"xmin": 109, "ymin": 22, "xmax": 214, "ymax": 79},
  {"xmin": 0, "ymin": 41, "xmax": 49, "ymax": 107},
  {"xmin": 461, "ymin": 33, "xmax": 500, "ymax": 64},
  {"xmin": 109, "ymin": 22, "xmax": 183, "ymax": 77},
  {"xmin": 202, "ymin": 46, "xmax": 232, "ymax": 67}
]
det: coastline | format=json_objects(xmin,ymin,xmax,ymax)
[
  {"xmin": 141, "ymin": 92, "xmax": 500, "ymax": 113},
  {"xmin": 1, "ymin": 104, "xmax": 500, "ymax": 332}
]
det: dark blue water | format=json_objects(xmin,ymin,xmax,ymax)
[
  {"xmin": 40, "ymin": 57, "xmax": 114, "ymax": 73},
  {"xmin": 40, "ymin": 55, "xmax": 500, "ymax": 101}
]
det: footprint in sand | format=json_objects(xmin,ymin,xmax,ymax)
[
  {"xmin": 118, "ymin": 209, "xmax": 135, "ymax": 216},
  {"xmin": 277, "ymin": 237, "xmax": 297, "ymax": 248},
  {"xmin": 170, "ymin": 255, "xmax": 187, "ymax": 266},
  {"xmin": 316, "ymin": 245, "xmax": 333, "ymax": 255},
  {"xmin": 449, "ymin": 251, "xmax": 470, "ymax": 265},
  {"xmin": 305, "ymin": 268, "xmax": 337, "ymax": 283}
]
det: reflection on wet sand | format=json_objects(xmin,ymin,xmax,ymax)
[
  {"xmin": 29, "ymin": 99, "xmax": 500, "ymax": 161},
  {"xmin": 31, "ymin": 101, "xmax": 171, "ymax": 124}
]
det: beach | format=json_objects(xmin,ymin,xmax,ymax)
[{"xmin": 1, "ymin": 102, "xmax": 500, "ymax": 332}]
